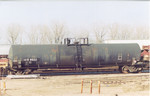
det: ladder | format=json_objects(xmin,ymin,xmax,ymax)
[
  {"xmin": 76, "ymin": 45, "xmax": 83, "ymax": 68},
  {"xmin": 64, "ymin": 38, "xmax": 89, "ymax": 69}
]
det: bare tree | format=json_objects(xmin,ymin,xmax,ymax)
[
  {"xmin": 72, "ymin": 28, "xmax": 89, "ymax": 38},
  {"xmin": 51, "ymin": 22, "xmax": 67, "ymax": 44},
  {"xmin": 38, "ymin": 25, "xmax": 51, "ymax": 44},
  {"xmin": 109, "ymin": 23, "xmax": 119, "ymax": 40},
  {"xmin": 109, "ymin": 24, "xmax": 136, "ymax": 40},
  {"xmin": 27, "ymin": 25, "xmax": 51, "ymax": 44},
  {"xmin": 7, "ymin": 24, "xmax": 22, "ymax": 44},
  {"xmin": 93, "ymin": 24, "xmax": 108, "ymax": 43},
  {"xmin": 46, "ymin": 31, "xmax": 53, "ymax": 44},
  {"xmin": 134, "ymin": 25, "xmax": 149, "ymax": 40},
  {"xmin": 119, "ymin": 24, "xmax": 132, "ymax": 40},
  {"xmin": 40, "ymin": 25, "xmax": 53, "ymax": 44},
  {"xmin": 28, "ymin": 25, "xmax": 41, "ymax": 44},
  {"xmin": 28, "ymin": 24, "xmax": 55, "ymax": 44},
  {"xmin": 144, "ymin": 26, "xmax": 150, "ymax": 39}
]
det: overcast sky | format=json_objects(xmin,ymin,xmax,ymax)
[{"xmin": 0, "ymin": 1, "xmax": 149, "ymax": 43}]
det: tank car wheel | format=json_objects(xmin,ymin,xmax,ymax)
[
  {"xmin": 23, "ymin": 69, "xmax": 32, "ymax": 75},
  {"xmin": 122, "ymin": 65, "xmax": 129, "ymax": 73},
  {"xmin": 16, "ymin": 71, "xmax": 23, "ymax": 75},
  {"xmin": 136, "ymin": 68, "xmax": 143, "ymax": 73}
]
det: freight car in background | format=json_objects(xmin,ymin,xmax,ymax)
[
  {"xmin": 1, "ymin": 38, "xmax": 145, "ymax": 75},
  {"xmin": 0, "ymin": 45, "xmax": 10, "ymax": 75},
  {"xmin": 141, "ymin": 45, "xmax": 150, "ymax": 68}
]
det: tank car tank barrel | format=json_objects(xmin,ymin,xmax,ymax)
[{"xmin": 7, "ymin": 41, "xmax": 143, "ymax": 74}]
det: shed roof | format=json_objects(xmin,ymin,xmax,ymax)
[{"xmin": 104, "ymin": 40, "xmax": 150, "ymax": 49}]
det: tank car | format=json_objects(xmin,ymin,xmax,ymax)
[{"xmin": 5, "ymin": 38, "xmax": 145, "ymax": 74}]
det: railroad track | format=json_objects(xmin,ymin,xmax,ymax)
[
  {"xmin": 0, "ymin": 69, "xmax": 149, "ymax": 80},
  {"xmin": 37, "ymin": 69, "xmax": 149, "ymax": 76},
  {"xmin": 0, "ymin": 69, "xmax": 149, "ymax": 77},
  {"xmin": 39, "ymin": 71, "xmax": 150, "ymax": 79}
]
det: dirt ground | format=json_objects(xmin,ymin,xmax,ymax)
[{"xmin": 0, "ymin": 73, "xmax": 150, "ymax": 96}]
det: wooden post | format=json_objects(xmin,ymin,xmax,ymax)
[
  {"xmin": 81, "ymin": 80, "xmax": 83, "ymax": 94},
  {"xmin": 0, "ymin": 81, "xmax": 1, "ymax": 96},
  {"xmin": 3, "ymin": 81, "xmax": 6, "ymax": 94},
  {"xmin": 90, "ymin": 80, "xmax": 92, "ymax": 94},
  {"xmin": 98, "ymin": 81, "xmax": 100, "ymax": 94}
]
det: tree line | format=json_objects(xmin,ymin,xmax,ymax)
[{"xmin": 2, "ymin": 22, "xmax": 150, "ymax": 44}]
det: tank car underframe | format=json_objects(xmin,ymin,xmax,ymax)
[
  {"xmin": 5, "ymin": 61, "xmax": 145, "ymax": 75},
  {"xmin": 119, "ymin": 63, "xmax": 146, "ymax": 73}
]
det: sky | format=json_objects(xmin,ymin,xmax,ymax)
[{"xmin": 0, "ymin": 1, "xmax": 149, "ymax": 43}]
